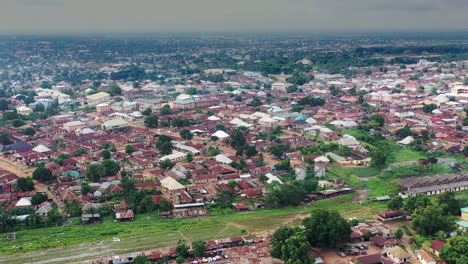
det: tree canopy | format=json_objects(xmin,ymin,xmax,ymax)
[
  {"xmin": 440, "ymin": 236, "xmax": 468, "ymax": 264},
  {"xmin": 303, "ymin": 209, "xmax": 352, "ymax": 248}
]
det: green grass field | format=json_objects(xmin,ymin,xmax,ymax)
[{"xmin": 390, "ymin": 148, "xmax": 426, "ymax": 163}]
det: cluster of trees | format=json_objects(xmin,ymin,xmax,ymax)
[
  {"xmin": 0, "ymin": 204, "xmax": 62, "ymax": 233},
  {"xmin": 286, "ymin": 73, "xmax": 315, "ymax": 86},
  {"xmin": 271, "ymin": 209, "xmax": 351, "ymax": 263},
  {"xmin": 298, "ymin": 95, "xmax": 326, "ymax": 107},
  {"xmin": 300, "ymin": 142, "xmax": 351, "ymax": 157},
  {"xmin": 86, "ymin": 159, "xmax": 120, "ymax": 182},
  {"xmin": 360, "ymin": 114, "xmax": 385, "ymax": 130},
  {"xmin": 265, "ymin": 180, "xmax": 317, "ymax": 207},
  {"xmin": 156, "ymin": 134, "xmax": 173, "ymax": 155},
  {"xmin": 387, "ymin": 192, "xmax": 460, "ymax": 237},
  {"xmin": 32, "ymin": 166, "xmax": 53, "ymax": 182}
]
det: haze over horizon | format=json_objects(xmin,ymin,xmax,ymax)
[{"xmin": 0, "ymin": 0, "xmax": 467, "ymax": 34}]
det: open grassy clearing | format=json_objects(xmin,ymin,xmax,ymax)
[
  {"xmin": 364, "ymin": 177, "xmax": 399, "ymax": 197},
  {"xmin": 390, "ymin": 148, "xmax": 426, "ymax": 163}
]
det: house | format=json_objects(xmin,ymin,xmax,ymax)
[
  {"xmin": 398, "ymin": 172, "xmax": 468, "ymax": 197},
  {"xmin": 16, "ymin": 106, "xmax": 33, "ymax": 115},
  {"xmin": 101, "ymin": 119, "xmax": 129, "ymax": 130},
  {"xmin": 370, "ymin": 235, "xmax": 386, "ymax": 248},
  {"xmin": 115, "ymin": 209, "xmax": 134, "ymax": 222},
  {"xmin": 35, "ymin": 203, "xmax": 53, "ymax": 216},
  {"xmin": 376, "ymin": 210, "xmax": 405, "ymax": 222},
  {"xmin": 82, "ymin": 213, "xmax": 101, "ymax": 224},
  {"xmin": 160, "ymin": 176, "xmax": 185, "ymax": 193},
  {"xmin": 455, "ymin": 207, "xmax": 468, "ymax": 233},
  {"xmin": 416, "ymin": 249, "xmax": 436, "ymax": 264},
  {"xmin": 429, "ymin": 240, "xmax": 446, "ymax": 256},
  {"xmin": 233, "ymin": 203, "xmax": 249, "ymax": 212},
  {"xmin": 387, "ymin": 247, "xmax": 411, "ymax": 264},
  {"xmin": 172, "ymin": 203, "xmax": 207, "ymax": 218},
  {"xmin": 63, "ymin": 121, "xmax": 86, "ymax": 132},
  {"xmin": 86, "ymin": 92, "xmax": 111, "ymax": 105},
  {"xmin": 351, "ymin": 253, "xmax": 395, "ymax": 264}
]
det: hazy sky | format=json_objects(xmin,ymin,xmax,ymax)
[{"xmin": 0, "ymin": 0, "xmax": 467, "ymax": 33}]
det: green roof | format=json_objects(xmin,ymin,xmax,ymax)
[
  {"xmin": 174, "ymin": 99, "xmax": 195, "ymax": 104},
  {"xmin": 461, "ymin": 207, "xmax": 468, "ymax": 213},
  {"xmin": 111, "ymin": 180, "xmax": 122, "ymax": 185},
  {"xmin": 326, "ymin": 152, "xmax": 346, "ymax": 161},
  {"xmin": 455, "ymin": 221, "xmax": 468, "ymax": 228},
  {"xmin": 295, "ymin": 114, "xmax": 307, "ymax": 121},
  {"xmin": 63, "ymin": 170, "xmax": 84, "ymax": 178}
]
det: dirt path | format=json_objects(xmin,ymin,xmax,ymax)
[
  {"xmin": 0, "ymin": 158, "xmax": 31, "ymax": 178},
  {"xmin": 384, "ymin": 158, "xmax": 455, "ymax": 171}
]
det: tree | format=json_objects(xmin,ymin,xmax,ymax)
[
  {"xmin": 65, "ymin": 200, "xmax": 82, "ymax": 217},
  {"xmin": 394, "ymin": 229, "xmax": 403, "ymax": 239},
  {"xmin": 464, "ymin": 145, "xmax": 468, "ymax": 158},
  {"xmin": 437, "ymin": 192, "xmax": 460, "ymax": 216},
  {"xmin": 185, "ymin": 153, "xmax": 193, "ymax": 163},
  {"xmin": 369, "ymin": 114, "xmax": 385, "ymax": 127},
  {"xmin": 244, "ymin": 145, "xmax": 258, "ymax": 157},
  {"xmin": 158, "ymin": 198, "xmax": 171, "ymax": 212},
  {"xmin": 11, "ymin": 119, "xmax": 25, "ymax": 127},
  {"xmin": 266, "ymin": 183, "xmax": 305, "ymax": 207},
  {"xmin": 227, "ymin": 180, "xmax": 239, "ymax": 188},
  {"xmin": 370, "ymin": 150, "xmax": 387, "ymax": 169},
  {"xmin": 387, "ymin": 196, "xmax": 404, "ymax": 210},
  {"xmin": 230, "ymin": 129, "xmax": 246, "ymax": 150},
  {"xmin": 176, "ymin": 256, "xmax": 184, "ymax": 264},
  {"xmin": 271, "ymin": 226, "xmax": 297, "ymax": 259},
  {"xmin": 31, "ymin": 193, "xmax": 48, "ymax": 205},
  {"xmin": 16, "ymin": 177, "xmax": 35, "ymax": 192},
  {"xmin": 86, "ymin": 164, "xmax": 106, "ymax": 182},
  {"xmin": 303, "ymin": 209, "xmax": 352, "ymax": 248},
  {"xmin": 156, "ymin": 135, "xmax": 173, "ymax": 155},
  {"xmin": 125, "ymin": 144, "xmax": 134, "ymax": 154},
  {"xmin": 159, "ymin": 159, "xmax": 175, "ymax": 169},
  {"xmin": 101, "ymin": 150, "xmax": 111, "ymax": 159},
  {"xmin": 287, "ymin": 85, "xmax": 298, "ymax": 93},
  {"xmin": 161, "ymin": 104, "xmax": 171, "ymax": 115},
  {"xmin": 193, "ymin": 240, "xmax": 206, "ymax": 257},
  {"xmin": 108, "ymin": 83, "xmax": 122, "ymax": 95},
  {"xmin": 250, "ymin": 97, "xmax": 263, "ymax": 106},
  {"xmin": 32, "ymin": 167, "xmax": 53, "ymax": 182},
  {"xmin": 176, "ymin": 240, "xmax": 190, "ymax": 258},
  {"xmin": 81, "ymin": 182, "xmax": 91, "ymax": 195},
  {"xmin": 281, "ymin": 234, "xmax": 313, "ymax": 264},
  {"xmin": 102, "ymin": 159, "xmax": 120, "ymax": 176},
  {"xmin": 395, "ymin": 126, "xmax": 412, "ymax": 139},
  {"xmin": 0, "ymin": 99, "xmax": 10, "ymax": 111},
  {"xmin": 270, "ymin": 144, "xmax": 287, "ymax": 158},
  {"xmin": 23, "ymin": 127, "xmax": 36, "ymax": 136},
  {"xmin": 439, "ymin": 236, "xmax": 468, "ymax": 264},
  {"xmin": 142, "ymin": 107, "xmax": 152, "ymax": 116},
  {"xmin": 217, "ymin": 190, "xmax": 235, "ymax": 208},
  {"xmin": 180, "ymin": 129, "xmax": 193, "ymax": 140},
  {"xmin": 216, "ymin": 123, "xmax": 226, "ymax": 131},
  {"xmin": 133, "ymin": 256, "xmax": 151, "ymax": 264},
  {"xmin": 422, "ymin": 103, "xmax": 437, "ymax": 113},
  {"xmin": 404, "ymin": 194, "xmax": 432, "ymax": 213},
  {"xmin": 421, "ymin": 130, "xmax": 430, "ymax": 142},
  {"xmin": 144, "ymin": 114, "xmax": 158, "ymax": 128},
  {"xmin": 412, "ymin": 206, "xmax": 455, "ymax": 236},
  {"xmin": 0, "ymin": 133, "xmax": 12, "ymax": 145}
]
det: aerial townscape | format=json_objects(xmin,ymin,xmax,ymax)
[{"xmin": 0, "ymin": 2, "xmax": 467, "ymax": 264}]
